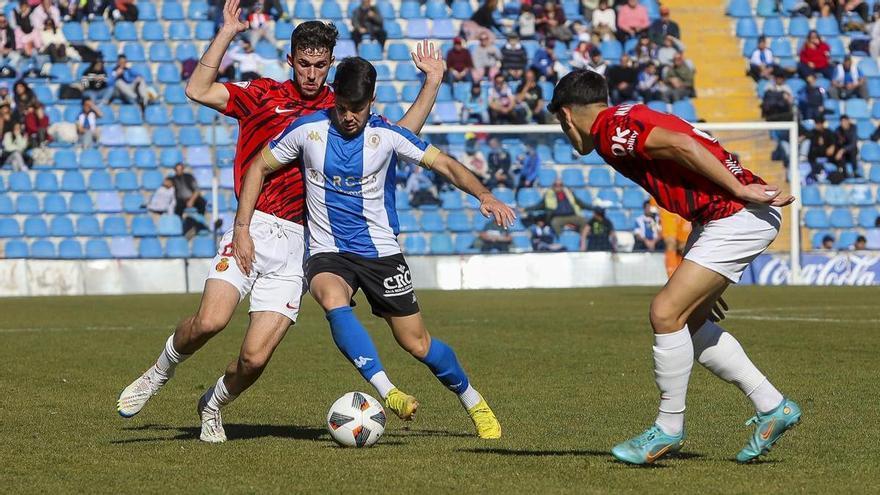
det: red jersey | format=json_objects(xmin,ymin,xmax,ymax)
[
  {"xmin": 590, "ymin": 103, "xmax": 765, "ymax": 223},
  {"xmin": 222, "ymin": 78, "xmax": 335, "ymax": 223}
]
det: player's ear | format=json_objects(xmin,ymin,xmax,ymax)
[{"xmin": 286, "ymin": 53, "xmax": 294, "ymax": 68}]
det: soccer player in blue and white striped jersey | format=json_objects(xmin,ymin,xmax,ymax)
[{"xmin": 233, "ymin": 57, "xmax": 515, "ymax": 438}]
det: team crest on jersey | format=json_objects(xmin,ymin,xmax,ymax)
[
  {"xmin": 232, "ymin": 81, "xmax": 250, "ymax": 89},
  {"xmin": 216, "ymin": 257, "xmax": 230, "ymax": 272},
  {"xmin": 308, "ymin": 130, "xmax": 323, "ymax": 142},
  {"xmin": 366, "ymin": 133, "xmax": 381, "ymax": 149}
]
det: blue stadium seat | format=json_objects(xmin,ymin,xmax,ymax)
[
  {"xmin": 588, "ymin": 168, "xmax": 613, "ymax": 187},
  {"xmin": 138, "ymin": 238, "xmax": 163, "ymax": 258},
  {"xmin": 430, "ymin": 233, "xmax": 454, "ymax": 254},
  {"xmin": 33, "ymin": 85, "xmax": 56, "ymax": 104},
  {"xmin": 433, "ymin": 102, "xmax": 459, "ymax": 124},
  {"xmin": 816, "ymin": 16, "xmax": 839, "ymax": 37},
  {"xmin": 401, "ymin": 83, "xmax": 421, "ymax": 101},
  {"xmin": 385, "ymin": 20, "xmax": 403, "ymax": 39},
  {"xmin": 55, "ymin": 149, "xmax": 78, "ymax": 169},
  {"xmin": 103, "ymin": 216, "xmax": 128, "ymax": 236},
  {"xmin": 871, "ymin": 164, "xmax": 880, "ymax": 183},
  {"xmin": 858, "ymin": 208, "xmax": 879, "ymax": 227},
  {"xmin": 294, "ymin": 1, "xmax": 316, "ymax": 18},
  {"xmin": 452, "ymin": 0, "xmax": 473, "ymax": 19},
  {"xmin": 672, "ymin": 100, "xmax": 698, "ymax": 121},
  {"xmin": 96, "ymin": 191, "xmax": 122, "ymax": 213},
  {"xmin": 115, "ymin": 22, "xmax": 137, "ymax": 41},
  {"xmin": 762, "ymin": 17, "xmax": 784, "ymax": 37},
  {"xmin": 376, "ymin": 84, "xmax": 398, "ymax": 103},
  {"xmin": 836, "ymin": 231, "xmax": 858, "ymax": 250},
  {"xmin": 158, "ymin": 63, "xmax": 181, "ymax": 83},
  {"xmin": 446, "ymin": 212, "xmax": 471, "ymax": 232},
  {"xmin": 132, "ymin": 216, "xmax": 158, "ymax": 237},
  {"xmin": 84, "ymin": 239, "xmax": 111, "ymax": 259},
  {"xmin": 511, "ymin": 233, "xmax": 531, "ymax": 252},
  {"xmin": 756, "ymin": 0, "xmax": 777, "ymax": 16},
  {"xmin": 96, "ymin": 105, "xmax": 116, "ymax": 125},
  {"xmin": 599, "ymin": 40, "xmax": 623, "ymax": 61},
  {"xmin": 398, "ymin": 212, "xmax": 419, "ymax": 232},
  {"xmin": 123, "ymin": 190, "xmax": 144, "ymax": 212},
  {"xmin": 9, "ymin": 172, "xmax": 32, "ymax": 192},
  {"xmin": 407, "ymin": 19, "xmax": 431, "ymax": 39},
  {"xmin": 559, "ymin": 231, "xmax": 581, "ymax": 251},
  {"xmin": 606, "ymin": 209, "xmax": 629, "ymax": 230},
  {"xmin": 402, "ymin": 234, "xmax": 428, "ymax": 255},
  {"xmin": 860, "ymin": 142, "xmax": 880, "ymax": 162},
  {"xmin": 78, "ymin": 149, "xmax": 104, "ymax": 169},
  {"xmin": 49, "ymin": 216, "xmax": 75, "ymax": 237},
  {"xmin": 162, "ymin": 1, "xmax": 185, "ymax": 20},
  {"xmin": 622, "ymin": 188, "xmax": 648, "ymax": 209},
  {"xmin": 4, "ymin": 240, "xmax": 28, "ymax": 258},
  {"xmin": 440, "ymin": 190, "xmax": 463, "ymax": 210},
  {"xmin": 48, "ymin": 63, "xmax": 73, "ymax": 84},
  {"xmin": 134, "ymin": 149, "xmax": 158, "ymax": 169},
  {"xmin": 69, "ymin": 193, "xmax": 94, "ymax": 214},
  {"xmin": 788, "ymin": 16, "xmax": 810, "ymax": 37},
  {"xmin": 829, "ymin": 208, "xmax": 854, "ymax": 228},
  {"xmin": 432, "ymin": 19, "xmax": 456, "ymax": 39},
  {"xmin": 493, "ymin": 188, "xmax": 516, "ymax": 206},
  {"xmin": 516, "ymin": 188, "xmax": 542, "ymax": 209},
  {"xmin": 383, "ymin": 103, "xmax": 404, "ymax": 121},
  {"xmin": 35, "ymin": 172, "xmax": 58, "ymax": 192},
  {"xmin": 118, "ymin": 105, "xmax": 142, "ymax": 125},
  {"xmin": 63, "ymin": 22, "xmax": 84, "ymax": 42},
  {"xmin": 15, "ymin": 194, "xmax": 39, "ymax": 214},
  {"xmin": 426, "ymin": 0, "xmax": 448, "ymax": 19},
  {"xmin": 145, "ymin": 106, "xmax": 170, "ymax": 125},
  {"xmin": 110, "ymin": 237, "xmax": 138, "ymax": 258},
  {"xmin": 127, "ymin": 125, "xmax": 152, "ymax": 146},
  {"xmin": 358, "ymin": 42, "xmax": 383, "ymax": 61},
  {"xmin": 31, "ymin": 240, "xmax": 56, "ymax": 258},
  {"xmin": 142, "ymin": 21, "xmax": 165, "ymax": 41},
  {"xmin": 825, "ymin": 186, "xmax": 848, "ymax": 206},
  {"xmin": 420, "ymin": 212, "xmax": 445, "ymax": 232},
  {"xmin": 827, "ymin": 37, "xmax": 845, "ymax": 59},
  {"xmin": 24, "ymin": 216, "xmax": 48, "ymax": 237},
  {"xmin": 165, "ymin": 237, "xmax": 190, "ymax": 258},
  {"xmin": 188, "ymin": 0, "xmax": 209, "ymax": 19},
  {"xmin": 149, "ymin": 42, "xmax": 172, "ymax": 62},
  {"xmin": 154, "ymin": 127, "xmax": 177, "ymax": 146},
  {"xmin": 736, "ymin": 18, "xmax": 758, "ymax": 38},
  {"xmin": 61, "ymin": 171, "xmax": 86, "ymax": 192},
  {"xmin": 387, "ymin": 43, "xmax": 410, "ymax": 61},
  {"xmin": 76, "ymin": 215, "xmax": 101, "ymax": 236},
  {"xmin": 320, "ymin": 0, "xmax": 343, "ymax": 19},
  {"xmin": 399, "ymin": 1, "xmax": 422, "ymax": 17},
  {"xmin": 88, "ymin": 171, "xmax": 113, "ymax": 191},
  {"xmin": 0, "ymin": 218, "xmax": 20, "ymax": 237},
  {"xmin": 172, "ymin": 105, "xmax": 196, "ymax": 125},
  {"xmin": 164, "ymin": 84, "xmax": 187, "ymax": 104},
  {"xmin": 58, "ymin": 239, "xmax": 83, "ymax": 259},
  {"xmin": 43, "ymin": 194, "xmax": 67, "ymax": 214},
  {"xmin": 98, "ymin": 42, "xmax": 118, "ymax": 62},
  {"xmin": 191, "ymin": 237, "xmax": 216, "ymax": 258},
  {"xmin": 176, "ymin": 42, "xmax": 198, "ymax": 61},
  {"xmin": 395, "ymin": 194, "xmax": 411, "ymax": 211},
  {"xmin": 179, "ymin": 126, "xmax": 202, "ymax": 146},
  {"xmin": 561, "ymin": 169, "xmax": 585, "ymax": 187},
  {"xmin": 168, "ymin": 21, "xmax": 191, "ymax": 40},
  {"xmin": 537, "ymin": 169, "xmax": 557, "ymax": 188},
  {"xmin": 195, "ymin": 21, "xmax": 214, "ymax": 40},
  {"xmin": 597, "ymin": 189, "xmax": 621, "ymax": 207},
  {"xmin": 804, "ymin": 208, "xmax": 830, "ymax": 228},
  {"xmin": 454, "ymin": 233, "xmax": 477, "ymax": 253},
  {"xmin": 157, "ymin": 214, "xmax": 183, "ymax": 236},
  {"xmin": 139, "ymin": 1, "xmax": 157, "ymax": 20},
  {"xmin": 88, "ymin": 21, "xmax": 111, "ymax": 41}
]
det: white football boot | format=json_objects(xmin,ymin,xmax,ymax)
[
  {"xmin": 116, "ymin": 365, "xmax": 169, "ymax": 418},
  {"xmin": 197, "ymin": 388, "xmax": 227, "ymax": 443}
]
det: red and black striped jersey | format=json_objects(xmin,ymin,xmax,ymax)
[
  {"xmin": 590, "ymin": 104, "xmax": 765, "ymax": 223},
  {"xmin": 222, "ymin": 78, "xmax": 336, "ymax": 224}
]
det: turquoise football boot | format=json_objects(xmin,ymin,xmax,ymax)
[
  {"xmin": 611, "ymin": 425, "xmax": 686, "ymax": 465},
  {"xmin": 736, "ymin": 398, "xmax": 801, "ymax": 463}
]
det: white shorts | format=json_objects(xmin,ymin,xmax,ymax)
[
  {"xmin": 684, "ymin": 205, "xmax": 782, "ymax": 283},
  {"xmin": 207, "ymin": 210, "xmax": 306, "ymax": 322}
]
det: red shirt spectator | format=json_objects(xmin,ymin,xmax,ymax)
[
  {"xmin": 24, "ymin": 104, "xmax": 51, "ymax": 145},
  {"xmin": 799, "ymin": 39, "xmax": 830, "ymax": 69},
  {"xmin": 446, "ymin": 38, "xmax": 474, "ymax": 73}
]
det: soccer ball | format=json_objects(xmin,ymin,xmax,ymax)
[{"xmin": 326, "ymin": 392, "xmax": 386, "ymax": 448}]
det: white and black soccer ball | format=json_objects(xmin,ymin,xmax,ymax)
[{"xmin": 326, "ymin": 392, "xmax": 386, "ymax": 448}]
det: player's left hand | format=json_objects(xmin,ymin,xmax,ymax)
[
  {"xmin": 479, "ymin": 194, "xmax": 516, "ymax": 228},
  {"xmin": 411, "ymin": 40, "xmax": 446, "ymax": 82},
  {"xmin": 709, "ymin": 296, "xmax": 729, "ymax": 322}
]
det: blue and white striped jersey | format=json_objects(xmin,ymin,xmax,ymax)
[{"xmin": 267, "ymin": 110, "xmax": 440, "ymax": 258}]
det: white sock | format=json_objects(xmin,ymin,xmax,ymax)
[
  {"xmin": 653, "ymin": 326, "xmax": 693, "ymax": 436},
  {"xmin": 155, "ymin": 335, "xmax": 190, "ymax": 377},
  {"xmin": 369, "ymin": 371, "xmax": 395, "ymax": 399},
  {"xmin": 206, "ymin": 376, "xmax": 238, "ymax": 412},
  {"xmin": 458, "ymin": 384, "xmax": 482, "ymax": 410},
  {"xmin": 692, "ymin": 320, "xmax": 784, "ymax": 413}
]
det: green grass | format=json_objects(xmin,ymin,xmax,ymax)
[{"xmin": 1, "ymin": 287, "xmax": 878, "ymax": 493}]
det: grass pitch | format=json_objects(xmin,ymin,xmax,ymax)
[{"xmin": 1, "ymin": 287, "xmax": 878, "ymax": 494}]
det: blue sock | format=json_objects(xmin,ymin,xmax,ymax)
[
  {"xmin": 420, "ymin": 339, "xmax": 469, "ymax": 394},
  {"xmin": 326, "ymin": 307, "xmax": 384, "ymax": 381}
]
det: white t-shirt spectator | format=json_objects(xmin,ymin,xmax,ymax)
[
  {"xmin": 147, "ymin": 184, "xmax": 177, "ymax": 215},
  {"xmin": 592, "ymin": 7, "xmax": 617, "ymax": 32},
  {"xmin": 749, "ymin": 47, "xmax": 774, "ymax": 66},
  {"xmin": 77, "ymin": 110, "xmax": 97, "ymax": 131},
  {"xmin": 634, "ymin": 213, "xmax": 660, "ymax": 243}
]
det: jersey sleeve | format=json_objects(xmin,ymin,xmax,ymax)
[
  {"xmin": 221, "ymin": 78, "xmax": 274, "ymax": 119},
  {"xmin": 263, "ymin": 120, "xmax": 307, "ymax": 170},
  {"xmin": 384, "ymin": 122, "xmax": 441, "ymax": 168}
]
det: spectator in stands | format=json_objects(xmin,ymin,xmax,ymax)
[
  {"xmin": 633, "ymin": 200, "xmax": 663, "ymax": 252},
  {"xmin": 569, "ymin": 20, "xmax": 593, "ymax": 43},
  {"xmin": 542, "ymin": 2, "xmax": 572, "ymax": 42},
  {"xmin": 351, "ymin": 0, "xmax": 386, "ymax": 50},
  {"xmin": 461, "ymin": 83, "xmax": 489, "ymax": 123},
  {"xmin": 530, "ymin": 217, "xmax": 565, "ymax": 251},
  {"xmin": 12, "ymin": 1, "xmax": 41, "ymax": 57},
  {"xmin": 870, "ymin": 9, "xmax": 880, "ymax": 58},
  {"xmin": 13, "ymin": 80, "xmax": 37, "ymax": 112},
  {"xmin": 821, "ymin": 234, "xmax": 835, "ymax": 250},
  {"xmin": 517, "ymin": 68, "xmax": 550, "ymax": 124},
  {"xmin": 0, "ymin": 14, "xmax": 20, "ymax": 70},
  {"xmin": 470, "ymin": 0, "xmax": 503, "ymax": 36},
  {"xmin": 80, "ymin": 59, "xmax": 110, "ymax": 103},
  {"xmin": 477, "ymin": 221, "xmax": 513, "ymax": 253},
  {"xmin": 655, "ymin": 35, "xmax": 683, "ymax": 68},
  {"xmin": 852, "ymin": 235, "xmax": 867, "ymax": 250},
  {"xmin": 461, "ymin": 137, "xmax": 490, "ymax": 183},
  {"xmin": 866, "ymin": 217, "xmax": 880, "ymax": 249},
  {"xmin": 762, "ymin": 71, "xmax": 794, "ymax": 121},
  {"xmin": 840, "ymin": 0, "xmax": 870, "ymax": 23},
  {"xmin": 171, "ymin": 163, "xmax": 207, "ymax": 217},
  {"xmin": 586, "ymin": 48, "xmax": 608, "ymax": 76},
  {"xmin": 616, "ymin": 0, "xmax": 650, "ymax": 42},
  {"xmin": 446, "ymin": 37, "xmax": 474, "ymax": 85},
  {"xmin": 31, "ymin": 0, "xmax": 61, "ymax": 33},
  {"xmin": 806, "ymin": 117, "xmax": 837, "ymax": 180},
  {"xmin": 2, "ymin": 121, "xmax": 29, "ymax": 170},
  {"xmin": 606, "ymin": 53, "xmax": 639, "ymax": 104},
  {"xmin": 834, "ymin": 115, "xmax": 860, "ymax": 178},
  {"xmin": 229, "ymin": 40, "xmax": 267, "ymax": 81},
  {"xmin": 489, "ymin": 73, "xmax": 526, "ymax": 124},
  {"xmin": 58, "ymin": 0, "xmax": 81, "ymax": 22},
  {"xmin": 798, "ymin": 30, "xmax": 833, "ymax": 80},
  {"xmin": 109, "ymin": 55, "xmax": 153, "ymax": 109},
  {"xmin": 406, "ymin": 166, "xmax": 441, "ymax": 207},
  {"xmin": 247, "ymin": 3, "xmax": 276, "ymax": 48},
  {"xmin": 262, "ymin": 0, "xmax": 287, "ymax": 21},
  {"xmin": 542, "ymin": 178, "xmax": 588, "ymax": 235},
  {"xmin": 472, "ymin": 32, "xmax": 501, "ymax": 81},
  {"xmin": 518, "ymin": 4, "xmax": 536, "ymax": 40},
  {"xmin": 798, "ymin": 73, "xmax": 826, "ymax": 121},
  {"xmin": 487, "ymin": 137, "xmax": 514, "ymax": 188},
  {"xmin": 637, "ymin": 61, "xmax": 666, "ymax": 102},
  {"xmin": 517, "ymin": 145, "xmax": 540, "ymax": 189},
  {"xmin": 76, "ymin": 98, "xmax": 101, "ymax": 148},
  {"xmin": 631, "ymin": 34, "xmax": 655, "ymax": 67},
  {"xmin": 501, "ymin": 33, "xmax": 528, "ymax": 81},
  {"xmin": 580, "ymin": 0, "xmax": 600, "ymax": 20},
  {"xmin": 531, "ymin": 39, "xmax": 560, "ymax": 82},
  {"xmin": 749, "ymin": 36, "xmax": 777, "ymax": 81},
  {"xmin": 40, "ymin": 19, "xmax": 68, "ymax": 63},
  {"xmin": 664, "ymin": 53, "xmax": 695, "ymax": 101},
  {"xmin": 830, "ymin": 55, "xmax": 867, "ymax": 99},
  {"xmin": 582, "ymin": 207, "xmax": 616, "ymax": 251},
  {"xmin": 570, "ymin": 41, "xmax": 592, "ymax": 70},
  {"xmin": 147, "ymin": 177, "xmax": 177, "ymax": 216},
  {"xmin": 110, "ymin": 0, "xmax": 139, "ymax": 22},
  {"xmin": 591, "ymin": 0, "xmax": 616, "ymax": 41},
  {"xmin": 0, "ymin": 83, "xmax": 11, "ymax": 108},
  {"xmin": 648, "ymin": 6, "xmax": 680, "ymax": 46},
  {"xmin": 0, "ymin": 103, "xmax": 12, "ymax": 136},
  {"xmin": 24, "ymin": 103, "xmax": 50, "ymax": 147}
]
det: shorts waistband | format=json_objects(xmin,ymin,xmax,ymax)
[{"xmin": 253, "ymin": 210, "xmax": 304, "ymax": 234}]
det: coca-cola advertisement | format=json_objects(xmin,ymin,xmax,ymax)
[{"xmin": 741, "ymin": 253, "xmax": 880, "ymax": 286}]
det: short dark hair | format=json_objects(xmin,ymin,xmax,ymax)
[
  {"xmin": 332, "ymin": 57, "xmax": 377, "ymax": 104},
  {"xmin": 291, "ymin": 21, "xmax": 338, "ymax": 56},
  {"xmin": 547, "ymin": 69, "xmax": 608, "ymax": 114}
]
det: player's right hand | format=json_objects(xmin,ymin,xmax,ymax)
[
  {"xmin": 232, "ymin": 231, "xmax": 256, "ymax": 277},
  {"xmin": 221, "ymin": 0, "xmax": 249, "ymax": 34},
  {"xmin": 737, "ymin": 183, "xmax": 795, "ymax": 207},
  {"xmin": 479, "ymin": 194, "xmax": 516, "ymax": 229}
]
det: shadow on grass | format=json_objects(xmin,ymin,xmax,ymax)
[
  {"xmin": 459, "ymin": 447, "xmax": 704, "ymax": 464},
  {"xmin": 112, "ymin": 423, "xmax": 327, "ymax": 444},
  {"xmin": 385, "ymin": 428, "xmax": 474, "ymax": 439}
]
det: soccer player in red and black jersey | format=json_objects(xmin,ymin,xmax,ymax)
[
  {"xmin": 117, "ymin": 0, "xmax": 445, "ymax": 442},
  {"xmin": 549, "ymin": 70, "xmax": 801, "ymax": 465}
]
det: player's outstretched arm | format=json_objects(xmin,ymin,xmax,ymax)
[
  {"xmin": 396, "ymin": 40, "xmax": 445, "ymax": 133},
  {"xmin": 430, "ymin": 153, "xmax": 516, "ymax": 228},
  {"xmin": 645, "ymin": 127, "xmax": 795, "ymax": 207},
  {"xmin": 185, "ymin": 0, "xmax": 248, "ymax": 111}
]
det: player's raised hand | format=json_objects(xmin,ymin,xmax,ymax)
[
  {"xmin": 479, "ymin": 193, "xmax": 517, "ymax": 228},
  {"xmin": 709, "ymin": 296, "xmax": 729, "ymax": 322},
  {"xmin": 737, "ymin": 183, "xmax": 794, "ymax": 207},
  {"xmin": 221, "ymin": 0, "xmax": 249, "ymax": 35},
  {"xmin": 411, "ymin": 40, "xmax": 446, "ymax": 82},
  {"xmin": 231, "ymin": 230, "xmax": 256, "ymax": 277}
]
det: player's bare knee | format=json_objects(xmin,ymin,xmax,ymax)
[
  {"xmin": 193, "ymin": 314, "xmax": 226, "ymax": 337},
  {"xmin": 238, "ymin": 350, "xmax": 270, "ymax": 376},
  {"xmin": 649, "ymin": 297, "xmax": 684, "ymax": 333}
]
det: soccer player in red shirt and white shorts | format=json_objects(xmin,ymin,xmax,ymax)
[
  {"xmin": 549, "ymin": 70, "xmax": 802, "ymax": 464},
  {"xmin": 117, "ymin": 0, "xmax": 445, "ymax": 442}
]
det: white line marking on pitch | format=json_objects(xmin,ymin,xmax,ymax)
[
  {"xmin": 0, "ymin": 325, "xmax": 136, "ymax": 333},
  {"xmin": 727, "ymin": 315, "xmax": 880, "ymax": 323}
]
